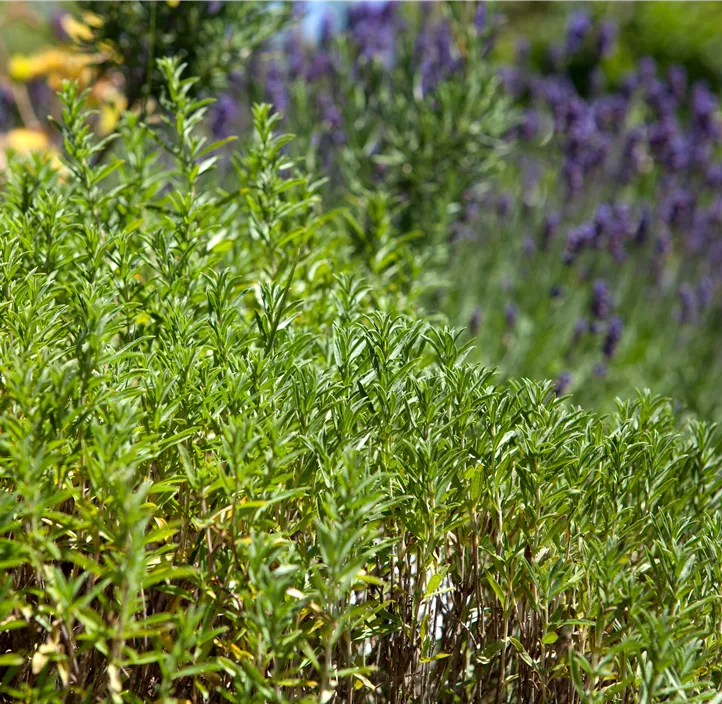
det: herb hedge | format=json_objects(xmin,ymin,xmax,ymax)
[{"xmin": 1, "ymin": 60, "xmax": 722, "ymax": 703}]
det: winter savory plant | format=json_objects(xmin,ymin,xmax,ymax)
[{"xmin": 1, "ymin": 56, "xmax": 722, "ymax": 703}]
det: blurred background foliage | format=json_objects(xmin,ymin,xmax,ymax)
[{"xmin": 495, "ymin": 2, "xmax": 722, "ymax": 91}]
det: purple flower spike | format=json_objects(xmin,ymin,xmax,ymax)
[
  {"xmin": 697, "ymin": 278, "xmax": 715, "ymax": 310},
  {"xmin": 638, "ymin": 56, "xmax": 657, "ymax": 86},
  {"xmin": 678, "ymin": 283, "xmax": 697, "ymax": 324},
  {"xmin": 597, "ymin": 20, "xmax": 617, "ymax": 58},
  {"xmin": 469, "ymin": 307, "xmax": 482, "ymax": 335},
  {"xmin": 504, "ymin": 302, "xmax": 519, "ymax": 328},
  {"xmin": 592, "ymin": 280, "xmax": 611, "ymax": 320},
  {"xmin": 519, "ymin": 109, "xmax": 540, "ymax": 141},
  {"xmin": 286, "ymin": 31, "xmax": 305, "ymax": 80},
  {"xmin": 211, "ymin": 94, "xmax": 237, "ymax": 139},
  {"xmin": 474, "ymin": 2, "xmax": 486, "ymax": 33},
  {"xmin": 320, "ymin": 13, "xmax": 335, "ymax": 49},
  {"xmin": 573, "ymin": 318, "xmax": 588, "ymax": 344},
  {"xmin": 566, "ymin": 11, "xmax": 592, "ymax": 54},
  {"xmin": 635, "ymin": 206, "xmax": 651, "ymax": 244},
  {"xmin": 555, "ymin": 372, "xmax": 572, "ymax": 396},
  {"xmin": 265, "ymin": 61, "xmax": 288, "ymax": 117},
  {"xmin": 496, "ymin": 193, "xmax": 512, "ymax": 218},
  {"xmin": 667, "ymin": 65, "xmax": 687, "ymax": 101},
  {"xmin": 691, "ymin": 82, "xmax": 721, "ymax": 141},
  {"xmin": 602, "ymin": 317, "xmax": 623, "ymax": 358},
  {"xmin": 541, "ymin": 212, "xmax": 560, "ymax": 249}
]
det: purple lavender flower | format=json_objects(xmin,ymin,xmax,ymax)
[
  {"xmin": 306, "ymin": 52, "xmax": 332, "ymax": 82},
  {"xmin": 564, "ymin": 226, "xmax": 591, "ymax": 264},
  {"xmin": 317, "ymin": 91, "xmax": 345, "ymax": 145},
  {"xmin": 555, "ymin": 372, "xmax": 571, "ymax": 396},
  {"xmin": 593, "ymin": 95, "xmax": 628, "ymax": 133},
  {"xmin": 208, "ymin": 1, "xmax": 222, "ymax": 15},
  {"xmin": 691, "ymin": 82, "xmax": 721, "ymax": 141},
  {"xmin": 602, "ymin": 317, "xmax": 623, "ymax": 358},
  {"xmin": 320, "ymin": 13, "xmax": 335, "ymax": 49},
  {"xmin": 638, "ymin": 56, "xmax": 657, "ymax": 87},
  {"xmin": 635, "ymin": 206, "xmax": 651, "ymax": 244},
  {"xmin": 286, "ymin": 31, "xmax": 305, "ymax": 80},
  {"xmin": 505, "ymin": 302, "xmax": 519, "ymax": 328},
  {"xmin": 348, "ymin": 1, "xmax": 397, "ymax": 67},
  {"xmin": 563, "ymin": 160, "xmax": 584, "ymax": 197},
  {"xmin": 597, "ymin": 20, "xmax": 617, "ymax": 58},
  {"xmin": 499, "ymin": 67, "xmax": 526, "ymax": 99},
  {"xmin": 697, "ymin": 278, "xmax": 715, "ymax": 310},
  {"xmin": 663, "ymin": 189, "xmax": 696, "ymax": 229},
  {"xmin": 573, "ymin": 318, "xmax": 588, "ymax": 344},
  {"xmin": 265, "ymin": 60, "xmax": 288, "ymax": 117},
  {"xmin": 649, "ymin": 117, "xmax": 688, "ymax": 171},
  {"xmin": 474, "ymin": 2, "xmax": 487, "ymax": 33},
  {"xmin": 667, "ymin": 65, "xmax": 687, "ymax": 102},
  {"xmin": 593, "ymin": 362, "xmax": 608, "ymax": 378},
  {"xmin": 649, "ymin": 78, "xmax": 677, "ymax": 117},
  {"xmin": 593, "ymin": 204, "xmax": 613, "ymax": 246},
  {"xmin": 707, "ymin": 162, "xmax": 722, "ymax": 187},
  {"xmin": 522, "ymin": 236, "xmax": 536, "ymax": 257},
  {"xmin": 678, "ymin": 283, "xmax": 697, "ymax": 324},
  {"xmin": 496, "ymin": 193, "xmax": 512, "ymax": 218},
  {"xmin": 619, "ymin": 127, "xmax": 645, "ymax": 182},
  {"xmin": 565, "ymin": 11, "xmax": 592, "ymax": 54},
  {"xmin": 592, "ymin": 280, "xmax": 611, "ymax": 320},
  {"xmin": 541, "ymin": 213, "xmax": 560, "ymax": 249},
  {"xmin": 211, "ymin": 94, "xmax": 237, "ymax": 139},
  {"xmin": 469, "ymin": 307, "xmax": 481, "ymax": 335}
]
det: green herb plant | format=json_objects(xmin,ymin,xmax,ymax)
[{"xmin": 1, "ymin": 61, "xmax": 722, "ymax": 703}]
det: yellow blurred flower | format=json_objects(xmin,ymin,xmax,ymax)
[
  {"xmin": 59, "ymin": 11, "xmax": 103, "ymax": 43},
  {"xmin": 9, "ymin": 49, "xmax": 98, "ymax": 84},
  {"xmin": 93, "ymin": 79, "xmax": 128, "ymax": 135},
  {"xmin": 82, "ymin": 11, "xmax": 104, "ymax": 29},
  {"xmin": 4, "ymin": 128, "xmax": 49, "ymax": 153},
  {"xmin": 60, "ymin": 15, "xmax": 93, "ymax": 43},
  {"xmin": 0, "ymin": 129, "xmax": 65, "ymax": 174},
  {"xmin": 167, "ymin": 0, "xmax": 181, "ymax": 6}
]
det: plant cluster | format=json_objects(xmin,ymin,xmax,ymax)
[
  {"xmin": 216, "ymin": 2, "xmax": 513, "ymax": 250},
  {"xmin": 205, "ymin": 2, "xmax": 722, "ymax": 421},
  {"xmin": 450, "ymin": 8, "xmax": 722, "ymax": 419},
  {"xmin": 2, "ymin": 58, "xmax": 722, "ymax": 704}
]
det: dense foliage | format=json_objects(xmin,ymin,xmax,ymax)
[{"xmin": 1, "ymin": 59, "xmax": 722, "ymax": 704}]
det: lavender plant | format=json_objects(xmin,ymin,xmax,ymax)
[
  {"xmin": 218, "ymin": 2, "xmax": 514, "ymax": 251},
  {"xmin": 2, "ymin": 61, "xmax": 722, "ymax": 703},
  {"xmin": 448, "ymin": 10, "xmax": 722, "ymax": 419}
]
